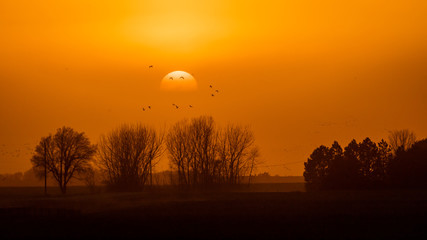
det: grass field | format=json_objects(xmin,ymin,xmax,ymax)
[{"xmin": 1, "ymin": 184, "xmax": 426, "ymax": 239}]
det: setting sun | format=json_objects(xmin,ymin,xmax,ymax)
[{"xmin": 160, "ymin": 70, "xmax": 197, "ymax": 91}]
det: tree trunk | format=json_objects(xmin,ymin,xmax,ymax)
[
  {"xmin": 44, "ymin": 165, "xmax": 47, "ymax": 195},
  {"xmin": 44, "ymin": 144, "xmax": 48, "ymax": 195},
  {"xmin": 44, "ymin": 157, "xmax": 47, "ymax": 195},
  {"xmin": 61, "ymin": 183, "xmax": 67, "ymax": 194}
]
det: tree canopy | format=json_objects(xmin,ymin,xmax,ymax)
[{"xmin": 31, "ymin": 126, "xmax": 97, "ymax": 194}]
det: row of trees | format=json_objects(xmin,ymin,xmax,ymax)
[
  {"xmin": 31, "ymin": 116, "xmax": 259, "ymax": 193},
  {"xmin": 304, "ymin": 130, "xmax": 426, "ymax": 190}
]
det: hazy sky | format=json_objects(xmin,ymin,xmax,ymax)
[{"xmin": 1, "ymin": 0, "xmax": 427, "ymax": 175}]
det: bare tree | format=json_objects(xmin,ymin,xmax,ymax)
[
  {"xmin": 31, "ymin": 135, "xmax": 55, "ymax": 195},
  {"xmin": 388, "ymin": 129, "xmax": 416, "ymax": 153},
  {"xmin": 166, "ymin": 119, "xmax": 192, "ymax": 185},
  {"xmin": 166, "ymin": 116, "xmax": 259, "ymax": 187},
  {"xmin": 31, "ymin": 127, "xmax": 97, "ymax": 194},
  {"xmin": 188, "ymin": 116, "xmax": 218, "ymax": 185},
  {"xmin": 247, "ymin": 147, "xmax": 260, "ymax": 185},
  {"xmin": 217, "ymin": 124, "xmax": 256, "ymax": 184},
  {"xmin": 97, "ymin": 124, "xmax": 164, "ymax": 190}
]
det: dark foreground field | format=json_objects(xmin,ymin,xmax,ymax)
[{"xmin": 1, "ymin": 183, "xmax": 426, "ymax": 239}]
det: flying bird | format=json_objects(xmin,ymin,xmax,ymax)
[
  {"xmin": 211, "ymin": 94, "xmax": 215, "ymax": 97},
  {"xmin": 180, "ymin": 76, "xmax": 184, "ymax": 79},
  {"xmin": 148, "ymin": 106, "xmax": 151, "ymax": 109},
  {"xmin": 149, "ymin": 65, "xmax": 153, "ymax": 68},
  {"xmin": 215, "ymin": 90, "xmax": 219, "ymax": 93},
  {"xmin": 189, "ymin": 105, "xmax": 193, "ymax": 108},
  {"xmin": 169, "ymin": 77, "xmax": 173, "ymax": 80},
  {"xmin": 209, "ymin": 85, "xmax": 213, "ymax": 88},
  {"xmin": 175, "ymin": 105, "xmax": 179, "ymax": 109},
  {"xmin": 142, "ymin": 108, "xmax": 145, "ymax": 111}
]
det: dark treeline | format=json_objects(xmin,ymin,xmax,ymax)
[
  {"xmin": 304, "ymin": 129, "xmax": 427, "ymax": 190},
  {"xmin": 0, "ymin": 170, "xmax": 301, "ymax": 187},
  {"xmin": 29, "ymin": 116, "xmax": 259, "ymax": 193}
]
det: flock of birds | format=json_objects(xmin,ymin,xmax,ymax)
[
  {"xmin": 0, "ymin": 143, "xmax": 33, "ymax": 161},
  {"xmin": 168, "ymin": 76, "xmax": 185, "ymax": 81},
  {"xmin": 141, "ymin": 65, "xmax": 221, "ymax": 112}
]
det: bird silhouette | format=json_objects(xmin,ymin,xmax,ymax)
[
  {"xmin": 180, "ymin": 76, "xmax": 184, "ymax": 79},
  {"xmin": 148, "ymin": 106, "xmax": 151, "ymax": 109},
  {"xmin": 209, "ymin": 85, "xmax": 213, "ymax": 88},
  {"xmin": 175, "ymin": 105, "xmax": 179, "ymax": 109},
  {"xmin": 211, "ymin": 94, "xmax": 215, "ymax": 97},
  {"xmin": 169, "ymin": 77, "xmax": 173, "ymax": 80},
  {"xmin": 149, "ymin": 65, "xmax": 153, "ymax": 68},
  {"xmin": 142, "ymin": 108, "xmax": 145, "ymax": 111},
  {"xmin": 215, "ymin": 90, "xmax": 219, "ymax": 93},
  {"xmin": 189, "ymin": 105, "xmax": 193, "ymax": 108}
]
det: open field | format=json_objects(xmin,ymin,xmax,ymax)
[{"xmin": 1, "ymin": 184, "xmax": 427, "ymax": 239}]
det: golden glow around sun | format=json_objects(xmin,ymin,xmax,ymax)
[
  {"xmin": 160, "ymin": 71, "xmax": 197, "ymax": 91},
  {"xmin": 122, "ymin": 1, "xmax": 232, "ymax": 56}
]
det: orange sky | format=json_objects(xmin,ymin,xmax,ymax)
[{"xmin": 1, "ymin": 0, "xmax": 427, "ymax": 175}]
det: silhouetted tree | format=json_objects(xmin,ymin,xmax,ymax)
[
  {"xmin": 247, "ymin": 147, "xmax": 260, "ymax": 185},
  {"xmin": 166, "ymin": 116, "xmax": 259, "ymax": 187},
  {"xmin": 166, "ymin": 119, "xmax": 193, "ymax": 185},
  {"xmin": 304, "ymin": 145, "xmax": 330, "ymax": 190},
  {"xmin": 373, "ymin": 139, "xmax": 392, "ymax": 183},
  {"xmin": 97, "ymin": 124, "xmax": 163, "ymax": 191},
  {"xmin": 324, "ymin": 141, "xmax": 350, "ymax": 189},
  {"xmin": 388, "ymin": 129, "xmax": 416, "ymax": 154},
  {"xmin": 217, "ymin": 124, "xmax": 256, "ymax": 184},
  {"xmin": 31, "ymin": 127, "xmax": 97, "ymax": 194},
  {"xmin": 188, "ymin": 116, "xmax": 218, "ymax": 185},
  {"xmin": 31, "ymin": 135, "xmax": 55, "ymax": 194},
  {"xmin": 340, "ymin": 140, "xmax": 363, "ymax": 188},
  {"xmin": 358, "ymin": 137, "xmax": 379, "ymax": 183},
  {"xmin": 388, "ymin": 139, "xmax": 427, "ymax": 188}
]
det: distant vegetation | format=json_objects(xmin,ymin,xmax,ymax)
[
  {"xmin": 304, "ymin": 129, "xmax": 427, "ymax": 190},
  {"xmin": 0, "ymin": 170, "xmax": 303, "ymax": 187}
]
